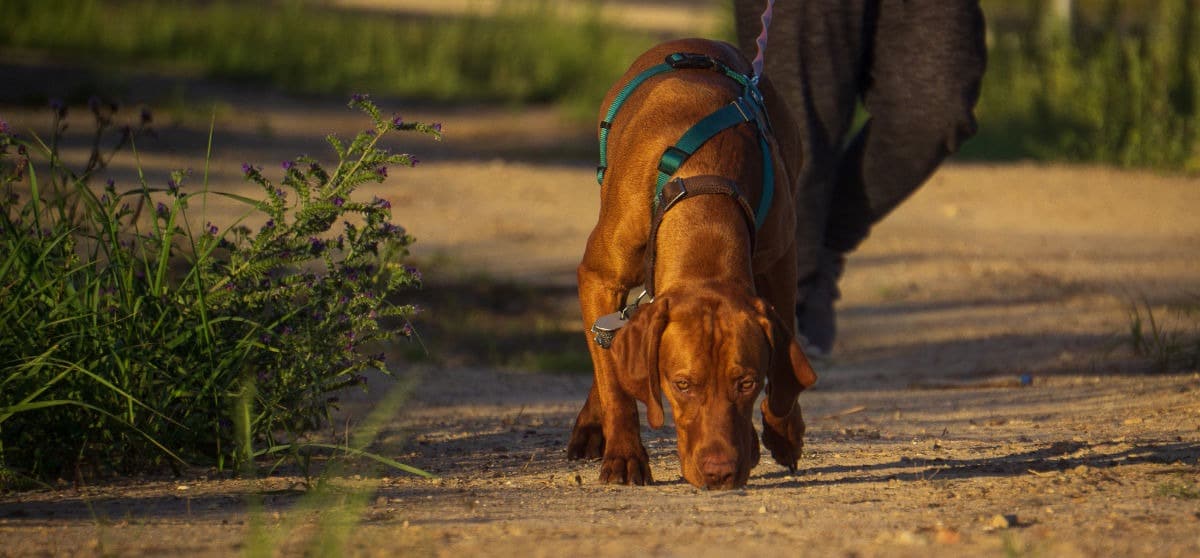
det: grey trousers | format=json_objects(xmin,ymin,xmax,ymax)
[{"xmin": 734, "ymin": 0, "xmax": 987, "ymax": 299}]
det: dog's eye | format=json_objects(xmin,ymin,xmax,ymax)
[
  {"xmin": 674, "ymin": 379, "xmax": 691, "ymax": 392},
  {"xmin": 737, "ymin": 378, "xmax": 757, "ymax": 392}
]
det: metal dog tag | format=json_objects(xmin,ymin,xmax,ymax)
[
  {"xmin": 591, "ymin": 311, "xmax": 628, "ymax": 349},
  {"xmin": 590, "ymin": 289, "xmax": 653, "ymax": 349}
]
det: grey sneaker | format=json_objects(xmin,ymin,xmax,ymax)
[{"xmin": 795, "ymin": 247, "xmax": 844, "ymax": 356}]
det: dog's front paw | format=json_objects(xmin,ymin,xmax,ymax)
[
  {"xmin": 760, "ymin": 399, "xmax": 806, "ymax": 472},
  {"xmin": 599, "ymin": 445, "xmax": 652, "ymax": 485},
  {"xmin": 567, "ymin": 421, "xmax": 605, "ymax": 460}
]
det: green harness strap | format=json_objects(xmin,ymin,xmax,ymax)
[
  {"xmin": 597, "ymin": 52, "xmax": 775, "ymax": 230},
  {"xmin": 597, "ymin": 62, "xmax": 675, "ymax": 186}
]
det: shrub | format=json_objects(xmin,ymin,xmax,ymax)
[
  {"xmin": 0, "ymin": 95, "xmax": 437, "ymax": 481},
  {"xmin": 969, "ymin": 0, "xmax": 1200, "ymax": 170}
]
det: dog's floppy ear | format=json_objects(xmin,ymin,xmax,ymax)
[
  {"xmin": 753, "ymin": 299, "xmax": 818, "ymax": 418},
  {"xmin": 611, "ymin": 299, "xmax": 670, "ymax": 428}
]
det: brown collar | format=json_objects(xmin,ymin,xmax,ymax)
[{"xmin": 644, "ymin": 175, "xmax": 758, "ymax": 298}]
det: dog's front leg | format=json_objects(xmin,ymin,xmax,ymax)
[
  {"xmin": 754, "ymin": 247, "xmax": 814, "ymax": 472},
  {"xmin": 571, "ymin": 252, "xmax": 651, "ymax": 485}
]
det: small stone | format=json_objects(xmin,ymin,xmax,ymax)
[
  {"xmin": 934, "ymin": 525, "xmax": 961, "ymax": 544},
  {"xmin": 988, "ymin": 514, "xmax": 1015, "ymax": 530}
]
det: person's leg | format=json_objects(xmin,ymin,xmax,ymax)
[
  {"xmin": 823, "ymin": 0, "xmax": 987, "ymax": 254},
  {"xmin": 734, "ymin": 0, "xmax": 870, "ymax": 354}
]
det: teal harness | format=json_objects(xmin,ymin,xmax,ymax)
[{"xmin": 596, "ymin": 52, "xmax": 775, "ymax": 230}]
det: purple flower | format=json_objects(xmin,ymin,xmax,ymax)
[
  {"xmin": 264, "ymin": 219, "xmax": 275, "ymax": 229},
  {"xmin": 167, "ymin": 178, "xmax": 179, "ymax": 193},
  {"xmin": 431, "ymin": 122, "xmax": 443, "ymax": 132},
  {"xmin": 332, "ymin": 196, "xmax": 345, "ymax": 207},
  {"xmin": 391, "ymin": 114, "xmax": 404, "ymax": 128},
  {"xmin": 205, "ymin": 222, "xmax": 218, "ymax": 235},
  {"xmin": 410, "ymin": 155, "xmax": 420, "ymax": 167},
  {"xmin": 105, "ymin": 178, "xmax": 115, "ymax": 189},
  {"xmin": 351, "ymin": 93, "xmax": 368, "ymax": 103},
  {"xmin": 275, "ymin": 188, "xmax": 286, "ymax": 199},
  {"xmin": 309, "ymin": 237, "xmax": 325, "ymax": 252},
  {"xmin": 100, "ymin": 194, "xmax": 109, "ymax": 205},
  {"xmin": 375, "ymin": 166, "xmax": 388, "ymax": 178},
  {"xmin": 372, "ymin": 196, "xmax": 391, "ymax": 210},
  {"xmin": 405, "ymin": 265, "xmax": 422, "ymax": 282},
  {"xmin": 156, "ymin": 202, "xmax": 169, "ymax": 218},
  {"xmin": 282, "ymin": 160, "xmax": 294, "ymax": 171},
  {"xmin": 49, "ymin": 98, "xmax": 66, "ymax": 118},
  {"xmin": 241, "ymin": 163, "xmax": 256, "ymax": 176}
]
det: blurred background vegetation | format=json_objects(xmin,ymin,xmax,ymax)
[{"xmin": 1, "ymin": 0, "xmax": 1197, "ymax": 171}]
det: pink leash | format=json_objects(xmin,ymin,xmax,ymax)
[{"xmin": 751, "ymin": 0, "xmax": 776, "ymax": 82}]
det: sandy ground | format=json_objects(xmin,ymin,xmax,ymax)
[{"xmin": 2, "ymin": 91, "xmax": 1200, "ymax": 556}]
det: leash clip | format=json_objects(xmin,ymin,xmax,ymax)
[{"xmin": 590, "ymin": 289, "xmax": 653, "ymax": 349}]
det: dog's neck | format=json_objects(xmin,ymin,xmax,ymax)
[{"xmin": 651, "ymin": 197, "xmax": 755, "ymax": 297}]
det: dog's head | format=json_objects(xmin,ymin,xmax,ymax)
[{"xmin": 611, "ymin": 292, "xmax": 816, "ymax": 489}]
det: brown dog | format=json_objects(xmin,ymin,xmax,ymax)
[{"xmin": 568, "ymin": 38, "xmax": 817, "ymax": 489}]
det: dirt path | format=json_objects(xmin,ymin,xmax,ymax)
[{"xmin": 2, "ymin": 95, "xmax": 1200, "ymax": 556}]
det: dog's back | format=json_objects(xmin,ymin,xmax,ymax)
[{"xmin": 594, "ymin": 38, "xmax": 801, "ymax": 272}]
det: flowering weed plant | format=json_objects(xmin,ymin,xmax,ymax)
[{"xmin": 0, "ymin": 96, "xmax": 437, "ymax": 483}]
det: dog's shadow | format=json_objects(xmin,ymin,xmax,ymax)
[{"xmin": 758, "ymin": 439, "xmax": 1200, "ymax": 487}]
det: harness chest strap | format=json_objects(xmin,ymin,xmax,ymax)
[
  {"xmin": 589, "ymin": 52, "xmax": 776, "ymax": 349},
  {"xmin": 590, "ymin": 175, "xmax": 757, "ymax": 349},
  {"xmin": 643, "ymin": 176, "xmax": 758, "ymax": 299}
]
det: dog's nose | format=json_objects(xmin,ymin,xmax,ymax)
[{"xmin": 700, "ymin": 457, "xmax": 737, "ymax": 489}]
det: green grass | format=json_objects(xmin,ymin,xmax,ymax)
[
  {"xmin": 965, "ymin": 1, "xmax": 1200, "ymax": 171},
  {"xmin": 1155, "ymin": 477, "xmax": 1200, "ymax": 499},
  {"xmin": 0, "ymin": 0, "xmax": 658, "ymax": 117},
  {"xmin": 5, "ymin": 1, "xmax": 1198, "ymax": 169},
  {"xmin": 1127, "ymin": 297, "xmax": 1200, "ymax": 373},
  {"xmin": 1, "ymin": 95, "xmax": 433, "ymax": 483}
]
